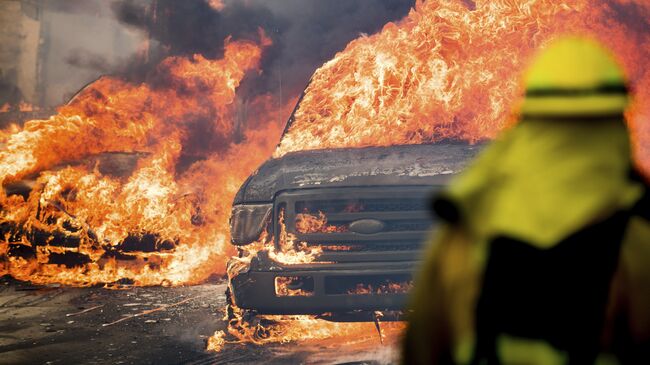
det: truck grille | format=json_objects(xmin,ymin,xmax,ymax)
[{"xmin": 273, "ymin": 187, "xmax": 436, "ymax": 262}]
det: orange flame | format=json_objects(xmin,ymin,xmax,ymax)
[
  {"xmin": 206, "ymin": 330, "xmax": 227, "ymax": 352},
  {"xmin": 225, "ymin": 213, "xmax": 326, "ymax": 283},
  {"xmin": 348, "ymin": 281, "xmax": 414, "ymax": 295},
  {"xmin": 0, "ymin": 102, "xmax": 35, "ymax": 113},
  {"xmin": 215, "ymin": 0, "xmax": 650, "ymax": 352},
  {"xmin": 295, "ymin": 210, "xmax": 348, "ymax": 234},
  {"xmin": 320, "ymin": 244, "xmax": 362, "ymax": 252},
  {"xmin": 274, "ymin": 276, "xmax": 314, "ymax": 297},
  {"xmin": 220, "ymin": 213, "xmax": 406, "ymax": 353},
  {"xmin": 0, "ymin": 37, "xmax": 291, "ymax": 286},
  {"xmin": 210, "ymin": 307, "xmax": 406, "ymax": 355},
  {"xmin": 271, "ymin": 209, "xmax": 325, "ymax": 265},
  {"xmin": 275, "ymin": 0, "xmax": 650, "ymax": 176},
  {"xmin": 18, "ymin": 102, "xmax": 35, "ymax": 112},
  {"xmin": 207, "ymin": 0, "xmax": 225, "ymax": 12},
  {"xmin": 2, "ymin": 1, "xmax": 649, "ymax": 292}
]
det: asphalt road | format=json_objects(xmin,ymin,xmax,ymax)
[{"xmin": 0, "ymin": 277, "xmax": 402, "ymax": 364}]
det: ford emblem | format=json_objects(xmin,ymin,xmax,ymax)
[{"xmin": 349, "ymin": 219, "xmax": 385, "ymax": 234}]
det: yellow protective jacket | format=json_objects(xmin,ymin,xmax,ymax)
[
  {"xmin": 404, "ymin": 36, "xmax": 650, "ymax": 365},
  {"xmin": 402, "ymin": 118, "xmax": 650, "ymax": 365}
]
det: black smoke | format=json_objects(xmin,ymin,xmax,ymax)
[
  {"xmin": 45, "ymin": 0, "xmax": 103, "ymax": 15},
  {"xmin": 0, "ymin": 75, "xmax": 23, "ymax": 107},
  {"xmin": 606, "ymin": 1, "xmax": 650, "ymax": 42},
  {"xmin": 110, "ymin": 0, "xmax": 415, "ymax": 98},
  {"xmin": 0, "ymin": 0, "xmax": 414, "ymax": 110},
  {"xmin": 104, "ymin": 0, "xmax": 415, "ymax": 172}
]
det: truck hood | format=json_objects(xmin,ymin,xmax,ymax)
[{"xmin": 233, "ymin": 142, "xmax": 483, "ymax": 204}]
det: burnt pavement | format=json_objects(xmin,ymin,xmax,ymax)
[{"xmin": 0, "ymin": 277, "xmax": 399, "ymax": 365}]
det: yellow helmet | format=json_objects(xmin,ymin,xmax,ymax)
[{"xmin": 521, "ymin": 36, "xmax": 629, "ymax": 119}]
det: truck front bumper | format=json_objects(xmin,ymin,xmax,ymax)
[{"xmin": 229, "ymin": 250, "xmax": 417, "ymax": 315}]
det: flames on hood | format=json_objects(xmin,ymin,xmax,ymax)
[
  {"xmin": 276, "ymin": 0, "xmax": 650, "ymax": 172},
  {"xmin": 1, "ymin": 0, "xmax": 649, "ymax": 289}
]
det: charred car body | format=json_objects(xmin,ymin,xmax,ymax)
[{"xmin": 228, "ymin": 111, "xmax": 481, "ymax": 320}]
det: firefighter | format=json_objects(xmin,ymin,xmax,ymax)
[{"xmin": 403, "ymin": 36, "xmax": 650, "ymax": 365}]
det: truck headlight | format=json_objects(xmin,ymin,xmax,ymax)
[{"xmin": 230, "ymin": 204, "xmax": 272, "ymax": 245}]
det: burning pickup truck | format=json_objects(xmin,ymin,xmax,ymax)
[{"xmin": 227, "ymin": 110, "xmax": 481, "ymax": 321}]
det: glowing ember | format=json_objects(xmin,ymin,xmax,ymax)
[
  {"xmin": 18, "ymin": 102, "xmax": 35, "ymax": 112},
  {"xmin": 348, "ymin": 281, "xmax": 414, "ymax": 295},
  {"xmin": 207, "ymin": 0, "xmax": 225, "ymax": 11},
  {"xmin": 342, "ymin": 202, "xmax": 365, "ymax": 213},
  {"xmin": 320, "ymin": 244, "xmax": 362, "ymax": 252},
  {"xmin": 206, "ymin": 330, "xmax": 227, "ymax": 352},
  {"xmin": 295, "ymin": 210, "xmax": 347, "ymax": 234},
  {"xmin": 274, "ymin": 276, "xmax": 314, "ymax": 297}
]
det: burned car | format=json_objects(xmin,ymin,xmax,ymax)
[{"xmin": 228, "ymin": 111, "xmax": 481, "ymax": 321}]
